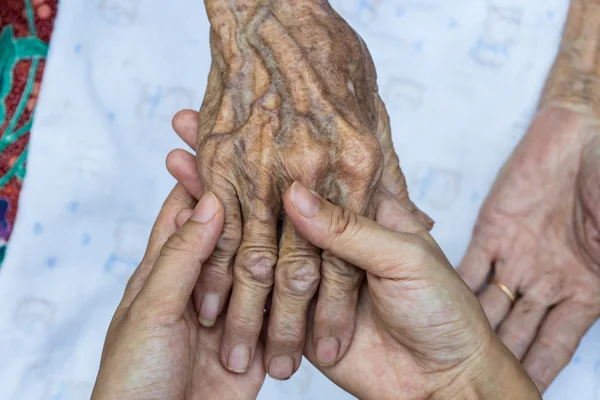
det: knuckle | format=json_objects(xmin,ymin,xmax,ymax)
[
  {"xmin": 302, "ymin": 154, "xmax": 329, "ymax": 182},
  {"xmin": 200, "ymin": 262, "xmax": 233, "ymax": 285},
  {"xmin": 171, "ymin": 190, "xmax": 197, "ymax": 209},
  {"xmin": 321, "ymin": 252, "xmax": 363, "ymax": 291},
  {"xmin": 269, "ymin": 321, "xmax": 305, "ymax": 349},
  {"xmin": 199, "ymin": 134, "xmax": 236, "ymax": 170},
  {"xmin": 536, "ymin": 335, "xmax": 575, "ymax": 367},
  {"xmin": 235, "ymin": 251, "xmax": 277, "ymax": 288},
  {"xmin": 125, "ymin": 301, "xmax": 148, "ymax": 323},
  {"xmin": 294, "ymin": 145, "xmax": 330, "ymax": 181},
  {"xmin": 216, "ymin": 234, "xmax": 241, "ymax": 255},
  {"xmin": 524, "ymin": 294, "xmax": 549, "ymax": 310},
  {"xmin": 160, "ymin": 230, "xmax": 198, "ymax": 259},
  {"xmin": 127, "ymin": 300, "xmax": 178, "ymax": 327},
  {"xmin": 276, "ymin": 257, "xmax": 321, "ymax": 298},
  {"xmin": 375, "ymin": 234, "xmax": 433, "ymax": 276},
  {"xmin": 363, "ymin": 135, "xmax": 383, "ymax": 159},
  {"xmin": 528, "ymin": 278, "xmax": 562, "ymax": 305},
  {"xmin": 206, "ymin": 247, "xmax": 236, "ymax": 271},
  {"xmin": 229, "ymin": 309, "xmax": 263, "ymax": 336},
  {"xmin": 124, "ymin": 261, "xmax": 151, "ymax": 293},
  {"xmin": 215, "ymin": 224, "xmax": 242, "ymax": 254},
  {"xmin": 202, "ymin": 133, "xmax": 233, "ymax": 153},
  {"xmin": 342, "ymin": 136, "xmax": 383, "ymax": 178},
  {"xmin": 500, "ymin": 328, "xmax": 528, "ymax": 348},
  {"xmin": 327, "ymin": 205, "xmax": 363, "ymax": 248}
]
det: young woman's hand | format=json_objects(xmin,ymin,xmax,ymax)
[{"xmin": 92, "ymin": 185, "xmax": 265, "ymax": 400}]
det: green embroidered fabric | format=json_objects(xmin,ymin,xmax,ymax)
[
  {"xmin": 0, "ymin": 26, "xmax": 48, "ymax": 186},
  {"xmin": 0, "ymin": 0, "xmax": 51, "ymax": 266}
]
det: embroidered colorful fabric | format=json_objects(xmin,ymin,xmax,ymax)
[{"xmin": 0, "ymin": 0, "xmax": 56, "ymax": 267}]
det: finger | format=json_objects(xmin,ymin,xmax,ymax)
[
  {"xmin": 396, "ymin": 196, "xmax": 434, "ymax": 231},
  {"xmin": 313, "ymin": 174, "xmax": 379, "ymax": 366},
  {"xmin": 457, "ymin": 242, "xmax": 494, "ymax": 293},
  {"xmin": 375, "ymin": 191, "xmax": 449, "ymax": 267},
  {"xmin": 175, "ymin": 208, "xmax": 193, "ymax": 228},
  {"xmin": 283, "ymin": 182, "xmax": 433, "ymax": 279},
  {"xmin": 133, "ymin": 192, "xmax": 224, "ymax": 319},
  {"xmin": 523, "ymin": 302, "xmax": 599, "ymax": 392},
  {"xmin": 312, "ymin": 251, "xmax": 362, "ymax": 366},
  {"xmin": 266, "ymin": 217, "xmax": 320, "ymax": 380},
  {"xmin": 477, "ymin": 274, "xmax": 515, "ymax": 330},
  {"xmin": 193, "ymin": 179, "xmax": 241, "ymax": 327},
  {"xmin": 576, "ymin": 134, "xmax": 600, "ymax": 263},
  {"xmin": 123, "ymin": 184, "xmax": 197, "ymax": 307},
  {"xmin": 221, "ymin": 200, "xmax": 278, "ymax": 374},
  {"xmin": 172, "ymin": 109, "xmax": 199, "ymax": 149},
  {"xmin": 189, "ymin": 309, "xmax": 267, "ymax": 396},
  {"xmin": 497, "ymin": 296, "xmax": 548, "ymax": 359},
  {"xmin": 166, "ymin": 149, "xmax": 203, "ymax": 200},
  {"xmin": 143, "ymin": 184, "xmax": 197, "ymax": 261},
  {"xmin": 375, "ymin": 189, "xmax": 439, "ymax": 251},
  {"xmin": 375, "ymin": 96, "xmax": 434, "ymax": 230},
  {"xmin": 379, "ymin": 154, "xmax": 434, "ymax": 232}
]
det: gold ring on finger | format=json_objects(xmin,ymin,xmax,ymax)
[{"xmin": 489, "ymin": 278, "xmax": 517, "ymax": 303}]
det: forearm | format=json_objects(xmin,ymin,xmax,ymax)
[
  {"xmin": 203, "ymin": 0, "xmax": 330, "ymax": 28},
  {"xmin": 540, "ymin": 0, "xmax": 600, "ymax": 114}
]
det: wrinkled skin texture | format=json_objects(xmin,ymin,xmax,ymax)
[
  {"xmin": 92, "ymin": 186, "xmax": 265, "ymax": 400},
  {"xmin": 194, "ymin": 0, "xmax": 430, "ymax": 378},
  {"xmin": 459, "ymin": 107, "xmax": 600, "ymax": 392},
  {"xmin": 284, "ymin": 183, "xmax": 540, "ymax": 400},
  {"xmin": 167, "ymin": 133, "xmax": 540, "ymax": 399},
  {"xmin": 459, "ymin": 0, "xmax": 600, "ymax": 392}
]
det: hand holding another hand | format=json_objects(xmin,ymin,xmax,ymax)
[
  {"xmin": 167, "ymin": 111, "xmax": 541, "ymax": 398},
  {"xmin": 194, "ymin": 0, "xmax": 431, "ymax": 377},
  {"xmin": 91, "ymin": 186, "xmax": 265, "ymax": 400},
  {"xmin": 281, "ymin": 182, "xmax": 540, "ymax": 400},
  {"xmin": 92, "ymin": 173, "xmax": 540, "ymax": 399}
]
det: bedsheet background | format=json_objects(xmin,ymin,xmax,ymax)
[{"xmin": 1, "ymin": 0, "xmax": 599, "ymax": 399}]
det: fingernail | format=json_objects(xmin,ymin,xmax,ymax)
[
  {"xmin": 291, "ymin": 182, "xmax": 319, "ymax": 217},
  {"xmin": 228, "ymin": 344, "xmax": 251, "ymax": 373},
  {"xmin": 192, "ymin": 192, "xmax": 218, "ymax": 223},
  {"xmin": 199, "ymin": 293, "xmax": 220, "ymax": 327},
  {"xmin": 529, "ymin": 359, "xmax": 551, "ymax": 389},
  {"xmin": 316, "ymin": 337, "xmax": 340, "ymax": 366},
  {"xmin": 268, "ymin": 355, "xmax": 295, "ymax": 380}
]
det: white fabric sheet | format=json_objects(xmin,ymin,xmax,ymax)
[{"xmin": 1, "ymin": 0, "xmax": 599, "ymax": 398}]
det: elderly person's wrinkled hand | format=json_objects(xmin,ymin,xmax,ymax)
[
  {"xmin": 168, "ymin": 117, "xmax": 540, "ymax": 400},
  {"xmin": 458, "ymin": 0, "xmax": 600, "ymax": 390},
  {"xmin": 191, "ymin": 0, "xmax": 430, "ymax": 380}
]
